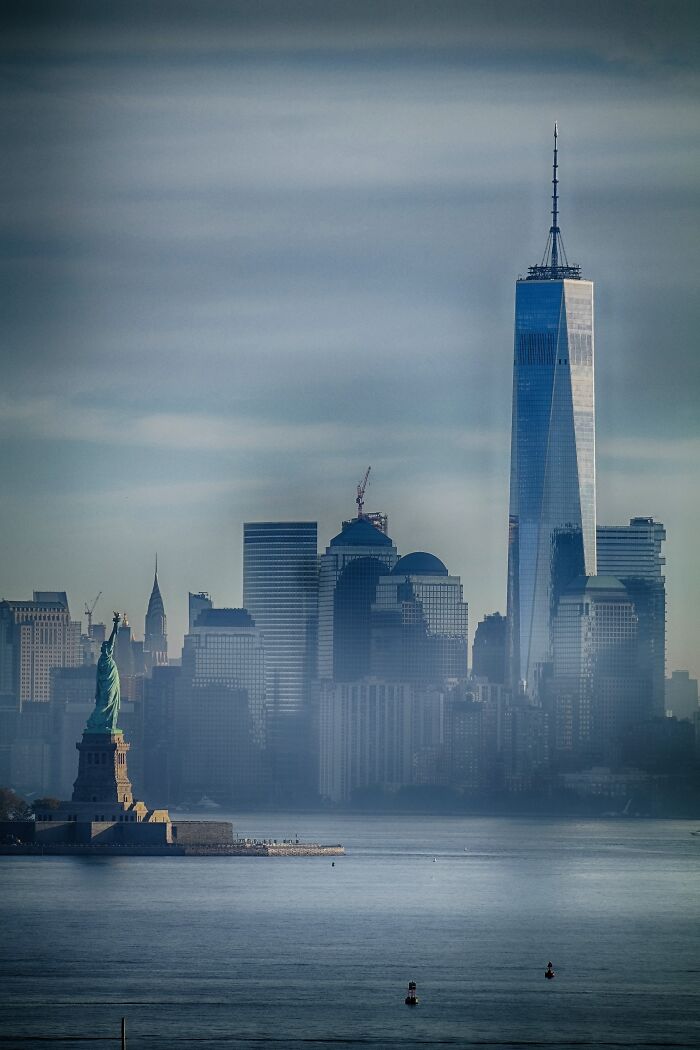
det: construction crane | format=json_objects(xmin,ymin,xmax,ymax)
[
  {"xmin": 84, "ymin": 591, "xmax": 102, "ymax": 635},
  {"xmin": 356, "ymin": 466, "xmax": 371, "ymax": 519}
]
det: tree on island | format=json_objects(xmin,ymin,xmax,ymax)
[
  {"xmin": 0, "ymin": 787, "xmax": 31, "ymax": 821},
  {"xmin": 31, "ymin": 797, "xmax": 61, "ymax": 816}
]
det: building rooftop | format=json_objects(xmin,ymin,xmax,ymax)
[
  {"xmin": 391, "ymin": 552, "xmax": 448, "ymax": 577},
  {"xmin": 329, "ymin": 517, "xmax": 393, "ymax": 548}
]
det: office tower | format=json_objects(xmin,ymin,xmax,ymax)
[
  {"xmin": 175, "ymin": 608, "xmax": 266, "ymax": 801},
  {"xmin": 665, "ymin": 670, "xmax": 698, "ymax": 722},
  {"xmin": 143, "ymin": 664, "xmax": 182, "ymax": 805},
  {"xmin": 0, "ymin": 592, "xmax": 81, "ymax": 704},
  {"xmin": 243, "ymin": 522, "xmax": 318, "ymax": 794},
  {"xmin": 506, "ymin": 127, "xmax": 596, "ymax": 697},
  {"xmin": 318, "ymin": 516, "xmax": 398, "ymax": 681},
  {"xmin": 144, "ymin": 559, "xmax": 168, "ymax": 671},
  {"xmin": 188, "ymin": 591, "xmax": 212, "ymax": 632},
  {"xmin": 550, "ymin": 576, "xmax": 642, "ymax": 763},
  {"xmin": 472, "ymin": 612, "xmax": 506, "ymax": 684},
  {"xmin": 371, "ymin": 552, "xmax": 469, "ymax": 683},
  {"xmin": 242, "ymin": 522, "xmax": 318, "ymax": 720},
  {"xmin": 597, "ymin": 518, "xmax": 666, "ymax": 716}
]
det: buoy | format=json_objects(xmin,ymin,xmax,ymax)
[
  {"xmin": 545, "ymin": 961, "xmax": 555, "ymax": 980},
  {"xmin": 331, "ymin": 861, "xmax": 335, "ymax": 867},
  {"xmin": 405, "ymin": 980, "xmax": 418, "ymax": 1006}
]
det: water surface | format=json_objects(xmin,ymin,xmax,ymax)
[{"xmin": 1, "ymin": 815, "xmax": 699, "ymax": 1048}]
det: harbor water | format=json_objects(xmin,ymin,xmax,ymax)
[{"xmin": 1, "ymin": 815, "xmax": 699, "ymax": 1048}]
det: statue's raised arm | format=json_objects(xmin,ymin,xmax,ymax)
[
  {"xmin": 104, "ymin": 612, "xmax": 121, "ymax": 655},
  {"xmin": 85, "ymin": 609, "xmax": 122, "ymax": 735}
]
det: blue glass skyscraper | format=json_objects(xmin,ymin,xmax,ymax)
[{"xmin": 506, "ymin": 127, "xmax": 596, "ymax": 696}]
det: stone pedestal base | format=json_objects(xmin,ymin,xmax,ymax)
[{"xmin": 72, "ymin": 732, "xmax": 134, "ymax": 806}]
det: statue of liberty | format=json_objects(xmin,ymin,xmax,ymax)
[{"xmin": 85, "ymin": 612, "xmax": 122, "ymax": 735}]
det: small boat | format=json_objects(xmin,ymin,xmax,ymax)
[
  {"xmin": 545, "ymin": 961, "xmax": 555, "ymax": 980},
  {"xmin": 405, "ymin": 980, "xmax": 419, "ymax": 1006}
]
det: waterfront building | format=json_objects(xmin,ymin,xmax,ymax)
[
  {"xmin": 144, "ymin": 559, "xmax": 168, "ymax": 671},
  {"xmin": 318, "ymin": 516, "xmax": 398, "ymax": 681},
  {"xmin": 506, "ymin": 127, "xmax": 596, "ymax": 697},
  {"xmin": 549, "ymin": 576, "xmax": 643, "ymax": 764},
  {"xmin": 665, "ymin": 670, "xmax": 699, "ymax": 722},
  {"xmin": 371, "ymin": 552, "xmax": 468, "ymax": 683},
  {"xmin": 472, "ymin": 612, "xmax": 506, "ymax": 684},
  {"xmin": 176, "ymin": 608, "xmax": 266, "ymax": 802},
  {"xmin": 242, "ymin": 522, "xmax": 318, "ymax": 792},
  {"xmin": 597, "ymin": 518, "xmax": 666, "ymax": 716},
  {"xmin": 0, "ymin": 592, "xmax": 81, "ymax": 705},
  {"xmin": 319, "ymin": 677, "xmax": 444, "ymax": 803}
]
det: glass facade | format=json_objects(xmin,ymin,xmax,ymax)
[
  {"xmin": 507, "ymin": 277, "xmax": 596, "ymax": 695},
  {"xmin": 242, "ymin": 522, "xmax": 318, "ymax": 719}
]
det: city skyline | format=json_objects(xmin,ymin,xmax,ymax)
[{"xmin": 1, "ymin": 2, "xmax": 699, "ymax": 676}]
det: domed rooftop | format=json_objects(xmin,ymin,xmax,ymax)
[
  {"xmin": 329, "ymin": 517, "xmax": 393, "ymax": 548},
  {"xmin": 391, "ymin": 552, "xmax": 448, "ymax": 576},
  {"xmin": 564, "ymin": 575, "xmax": 627, "ymax": 595}
]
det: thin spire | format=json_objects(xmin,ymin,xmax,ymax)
[
  {"xmin": 525, "ymin": 123, "xmax": 581, "ymax": 281},
  {"xmin": 155, "ymin": 552, "xmax": 158, "ymax": 581},
  {"xmin": 551, "ymin": 123, "xmax": 559, "ymax": 272}
]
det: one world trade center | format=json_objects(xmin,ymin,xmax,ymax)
[{"xmin": 506, "ymin": 126, "xmax": 596, "ymax": 697}]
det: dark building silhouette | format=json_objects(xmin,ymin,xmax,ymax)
[
  {"xmin": 318, "ymin": 516, "xmax": 398, "ymax": 681},
  {"xmin": 174, "ymin": 608, "xmax": 266, "ymax": 803},
  {"xmin": 597, "ymin": 518, "xmax": 666, "ymax": 717},
  {"xmin": 188, "ymin": 591, "xmax": 212, "ymax": 632},
  {"xmin": 371, "ymin": 553, "xmax": 468, "ymax": 683},
  {"xmin": 665, "ymin": 670, "xmax": 698, "ymax": 722},
  {"xmin": 472, "ymin": 612, "xmax": 506, "ymax": 684}
]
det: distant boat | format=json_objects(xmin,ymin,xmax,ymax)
[{"xmin": 545, "ymin": 961, "xmax": 555, "ymax": 980}]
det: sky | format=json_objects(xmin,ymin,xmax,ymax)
[{"xmin": 1, "ymin": 1, "xmax": 699, "ymax": 674}]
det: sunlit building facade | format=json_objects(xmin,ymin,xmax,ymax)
[{"xmin": 506, "ymin": 128, "xmax": 596, "ymax": 696}]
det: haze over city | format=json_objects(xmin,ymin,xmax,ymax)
[{"xmin": 2, "ymin": 0, "xmax": 699, "ymax": 675}]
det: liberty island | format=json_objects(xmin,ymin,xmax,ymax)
[{"xmin": 0, "ymin": 609, "xmax": 343, "ymax": 857}]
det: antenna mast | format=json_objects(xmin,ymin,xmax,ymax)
[{"xmin": 551, "ymin": 122, "xmax": 559, "ymax": 272}]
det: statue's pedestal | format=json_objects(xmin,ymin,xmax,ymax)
[{"xmin": 72, "ymin": 732, "xmax": 134, "ymax": 806}]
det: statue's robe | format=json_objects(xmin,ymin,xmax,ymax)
[{"xmin": 85, "ymin": 643, "xmax": 121, "ymax": 734}]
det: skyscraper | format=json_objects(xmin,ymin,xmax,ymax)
[
  {"xmin": 144, "ymin": 558, "xmax": 168, "ymax": 671},
  {"xmin": 597, "ymin": 518, "xmax": 666, "ymax": 716},
  {"xmin": 549, "ymin": 576, "xmax": 642, "ymax": 763},
  {"xmin": 506, "ymin": 127, "xmax": 596, "ymax": 697},
  {"xmin": 0, "ymin": 592, "xmax": 81, "ymax": 704},
  {"xmin": 242, "ymin": 522, "xmax": 318, "ymax": 722},
  {"xmin": 318, "ymin": 516, "xmax": 398, "ymax": 681},
  {"xmin": 371, "ymin": 552, "xmax": 469, "ymax": 683}
]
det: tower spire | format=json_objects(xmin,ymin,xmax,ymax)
[
  {"xmin": 551, "ymin": 123, "xmax": 559, "ymax": 272},
  {"xmin": 526, "ymin": 123, "xmax": 581, "ymax": 281}
]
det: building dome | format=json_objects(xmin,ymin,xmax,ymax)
[
  {"xmin": 391, "ymin": 552, "xmax": 448, "ymax": 576},
  {"xmin": 329, "ymin": 517, "xmax": 393, "ymax": 548}
]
